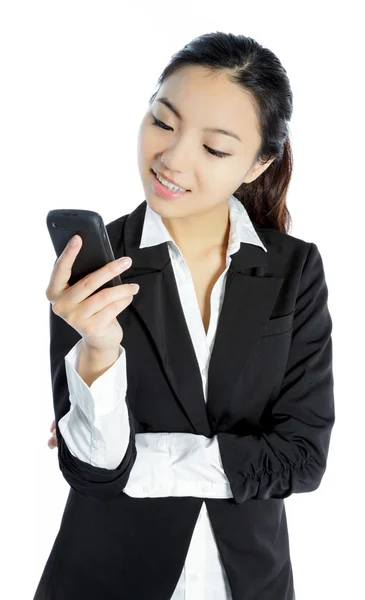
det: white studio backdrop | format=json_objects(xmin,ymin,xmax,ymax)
[{"xmin": 1, "ymin": 1, "xmax": 363, "ymax": 598}]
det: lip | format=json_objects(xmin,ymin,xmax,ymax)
[
  {"xmin": 152, "ymin": 168, "xmax": 190, "ymax": 191},
  {"xmin": 150, "ymin": 169, "xmax": 190, "ymax": 200}
]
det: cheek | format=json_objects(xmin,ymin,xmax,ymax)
[
  {"xmin": 138, "ymin": 126, "xmax": 163, "ymax": 163},
  {"xmin": 212, "ymin": 162, "xmax": 246, "ymax": 193},
  {"xmin": 137, "ymin": 122, "xmax": 148, "ymax": 154},
  {"xmin": 202, "ymin": 162, "xmax": 232, "ymax": 188}
]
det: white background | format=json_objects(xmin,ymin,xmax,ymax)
[{"xmin": 1, "ymin": 1, "xmax": 363, "ymax": 598}]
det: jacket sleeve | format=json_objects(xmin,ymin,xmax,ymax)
[
  {"xmin": 49, "ymin": 304, "xmax": 137, "ymax": 502},
  {"xmin": 217, "ymin": 242, "xmax": 335, "ymax": 503}
]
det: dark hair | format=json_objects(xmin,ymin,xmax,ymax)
[{"xmin": 148, "ymin": 31, "xmax": 294, "ymax": 234}]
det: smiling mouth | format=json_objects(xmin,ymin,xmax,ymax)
[{"xmin": 150, "ymin": 169, "xmax": 191, "ymax": 192}]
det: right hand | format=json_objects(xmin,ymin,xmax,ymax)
[{"xmin": 45, "ymin": 234, "xmax": 140, "ymax": 352}]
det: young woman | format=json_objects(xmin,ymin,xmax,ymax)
[{"xmin": 35, "ymin": 31, "xmax": 335, "ymax": 600}]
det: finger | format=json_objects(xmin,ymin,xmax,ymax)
[
  {"xmin": 46, "ymin": 235, "xmax": 83, "ymax": 300},
  {"xmin": 84, "ymin": 296, "xmax": 136, "ymax": 336},
  {"xmin": 67, "ymin": 256, "xmax": 134, "ymax": 306},
  {"xmin": 79, "ymin": 281, "xmax": 139, "ymax": 320},
  {"xmin": 50, "ymin": 418, "xmax": 56, "ymax": 432},
  {"xmin": 48, "ymin": 435, "xmax": 57, "ymax": 449}
]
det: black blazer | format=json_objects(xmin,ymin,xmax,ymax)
[{"xmin": 34, "ymin": 200, "xmax": 335, "ymax": 600}]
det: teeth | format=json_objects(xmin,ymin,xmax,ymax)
[{"xmin": 154, "ymin": 170, "xmax": 187, "ymax": 192}]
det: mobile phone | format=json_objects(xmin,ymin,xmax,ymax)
[{"xmin": 46, "ymin": 209, "xmax": 123, "ymax": 295}]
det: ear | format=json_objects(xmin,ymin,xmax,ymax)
[{"xmin": 242, "ymin": 156, "xmax": 276, "ymax": 184}]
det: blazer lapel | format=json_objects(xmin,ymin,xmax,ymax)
[{"xmin": 115, "ymin": 201, "xmax": 284, "ymax": 436}]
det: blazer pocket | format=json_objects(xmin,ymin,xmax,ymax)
[{"xmin": 261, "ymin": 311, "xmax": 294, "ymax": 337}]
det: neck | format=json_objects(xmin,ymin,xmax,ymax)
[{"xmin": 162, "ymin": 202, "xmax": 230, "ymax": 259}]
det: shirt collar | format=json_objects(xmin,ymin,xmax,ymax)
[{"xmin": 139, "ymin": 194, "xmax": 268, "ymax": 256}]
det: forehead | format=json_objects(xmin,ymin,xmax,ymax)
[{"xmin": 154, "ymin": 66, "xmax": 261, "ymax": 142}]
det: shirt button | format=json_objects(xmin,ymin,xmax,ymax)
[
  {"xmin": 202, "ymin": 367, "xmax": 208, "ymax": 377},
  {"xmin": 93, "ymin": 439, "xmax": 102, "ymax": 449}
]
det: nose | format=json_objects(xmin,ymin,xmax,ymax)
[{"xmin": 159, "ymin": 137, "xmax": 194, "ymax": 174}]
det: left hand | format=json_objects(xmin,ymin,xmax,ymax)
[{"xmin": 48, "ymin": 418, "xmax": 58, "ymax": 449}]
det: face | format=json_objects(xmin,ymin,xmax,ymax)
[{"xmin": 137, "ymin": 65, "xmax": 275, "ymax": 222}]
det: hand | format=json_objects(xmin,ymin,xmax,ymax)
[
  {"xmin": 45, "ymin": 234, "xmax": 140, "ymax": 352},
  {"xmin": 48, "ymin": 418, "xmax": 57, "ymax": 449}
]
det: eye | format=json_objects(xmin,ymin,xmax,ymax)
[{"xmin": 151, "ymin": 117, "xmax": 231, "ymax": 159}]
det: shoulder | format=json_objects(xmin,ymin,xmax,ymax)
[
  {"xmin": 251, "ymin": 223, "xmax": 325, "ymax": 281},
  {"xmin": 106, "ymin": 212, "xmax": 128, "ymax": 230},
  {"xmin": 253, "ymin": 221, "xmax": 311, "ymax": 249},
  {"xmin": 253, "ymin": 222, "xmax": 314, "ymax": 262},
  {"xmin": 105, "ymin": 200, "xmax": 146, "ymax": 242}
]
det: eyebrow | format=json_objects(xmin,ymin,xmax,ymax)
[{"xmin": 156, "ymin": 97, "xmax": 242, "ymax": 143}]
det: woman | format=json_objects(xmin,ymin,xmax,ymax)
[{"xmin": 35, "ymin": 31, "xmax": 335, "ymax": 600}]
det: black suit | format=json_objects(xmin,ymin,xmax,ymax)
[{"xmin": 34, "ymin": 200, "xmax": 335, "ymax": 600}]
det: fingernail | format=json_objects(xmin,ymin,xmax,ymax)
[
  {"xmin": 117, "ymin": 257, "xmax": 132, "ymax": 267},
  {"xmin": 69, "ymin": 235, "xmax": 79, "ymax": 247}
]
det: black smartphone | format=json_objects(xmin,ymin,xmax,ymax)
[{"xmin": 46, "ymin": 209, "xmax": 123, "ymax": 295}]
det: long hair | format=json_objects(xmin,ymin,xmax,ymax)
[{"xmin": 148, "ymin": 32, "xmax": 294, "ymax": 233}]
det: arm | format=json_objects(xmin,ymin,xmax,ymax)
[
  {"xmin": 62, "ymin": 342, "xmax": 233, "ymax": 497},
  {"xmin": 122, "ymin": 242, "xmax": 335, "ymax": 501},
  {"xmin": 59, "ymin": 338, "xmax": 131, "ymax": 470},
  {"xmin": 124, "ymin": 432, "xmax": 233, "ymax": 499},
  {"xmin": 49, "ymin": 304, "xmax": 136, "ymax": 502},
  {"xmin": 63, "ymin": 340, "xmax": 233, "ymax": 498},
  {"xmin": 215, "ymin": 242, "xmax": 335, "ymax": 504}
]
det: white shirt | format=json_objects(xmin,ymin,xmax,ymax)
[{"xmin": 58, "ymin": 194, "xmax": 268, "ymax": 600}]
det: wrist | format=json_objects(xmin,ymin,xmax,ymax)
[
  {"xmin": 82, "ymin": 339, "xmax": 121, "ymax": 363},
  {"xmin": 77, "ymin": 340, "xmax": 121, "ymax": 387}
]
